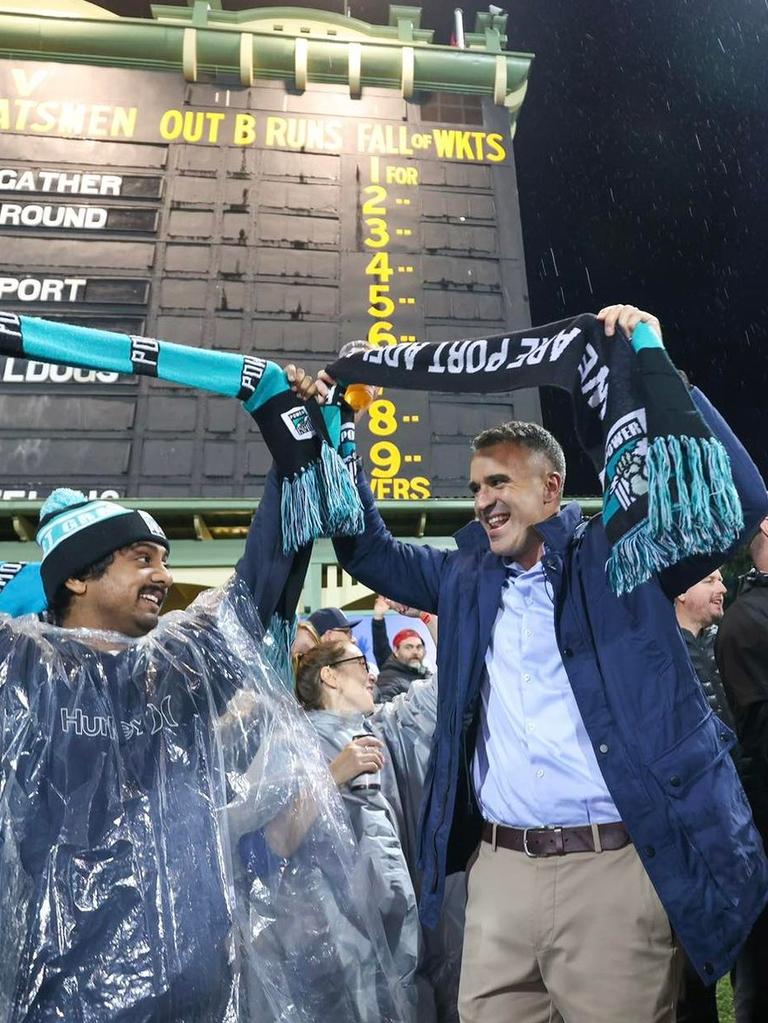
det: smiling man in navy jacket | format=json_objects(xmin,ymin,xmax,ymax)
[{"xmin": 331, "ymin": 305, "xmax": 768, "ymax": 1023}]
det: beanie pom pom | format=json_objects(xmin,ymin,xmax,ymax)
[{"xmin": 39, "ymin": 488, "xmax": 88, "ymax": 521}]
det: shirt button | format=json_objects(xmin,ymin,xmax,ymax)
[
  {"xmin": 599, "ymin": 743, "xmax": 609, "ymax": 754},
  {"xmin": 645, "ymin": 846, "xmax": 656, "ymax": 858},
  {"xmin": 536, "ymin": 769, "xmax": 544, "ymax": 778},
  {"xmin": 704, "ymin": 962, "xmax": 714, "ymax": 976},
  {"xmin": 526, "ymin": 721, "xmax": 535, "ymax": 733},
  {"xmin": 563, "ymin": 647, "xmax": 574, "ymax": 657},
  {"xmin": 523, "ymin": 673, "xmax": 532, "ymax": 683},
  {"xmin": 523, "ymin": 628, "xmax": 532, "ymax": 637},
  {"xmin": 670, "ymin": 775, "xmax": 682, "ymax": 787}
]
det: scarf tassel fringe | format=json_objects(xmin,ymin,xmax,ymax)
[
  {"xmin": 262, "ymin": 613, "xmax": 297, "ymax": 683},
  {"xmin": 607, "ymin": 435, "xmax": 743, "ymax": 595},
  {"xmin": 279, "ymin": 444, "xmax": 364, "ymax": 555}
]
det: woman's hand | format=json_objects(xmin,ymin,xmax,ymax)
[{"xmin": 329, "ymin": 735, "xmax": 385, "ymax": 786}]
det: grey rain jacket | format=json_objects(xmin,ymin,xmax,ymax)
[{"xmin": 307, "ymin": 673, "xmax": 464, "ymax": 1023}]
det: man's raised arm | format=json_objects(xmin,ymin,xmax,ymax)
[{"xmin": 333, "ymin": 467, "xmax": 446, "ymax": 617}]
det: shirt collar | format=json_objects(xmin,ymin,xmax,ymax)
[{"xmin": 533, "ymin": 502, "xmax": 584, "ymax": 552}]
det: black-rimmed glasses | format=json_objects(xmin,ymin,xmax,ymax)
[{"xmin": 328, "ymin": 654, "xmax": 369, "ymax": 672}]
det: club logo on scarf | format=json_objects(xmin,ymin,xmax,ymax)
[
  {"xmin": 129, "ymin": 335, "xmax": 160, "ymax": 376},
  {"xmin": 237, "ymin": 355, "xmax": 267, "ymax": 401},
  {"xmin": 602, "ymin": 409, "xmax": 649, "ymax": 513},
  {"xmin": 280, "ymin": 406, "xmax": 316, "ymax": 441}
]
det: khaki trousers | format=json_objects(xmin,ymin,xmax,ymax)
[{"xmin": 458, "ymin": 837, "xmax": 679, "ymax": 1023}]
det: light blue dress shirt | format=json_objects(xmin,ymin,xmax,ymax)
[{"xmin": 472, "ymin": 558, "xmax": 621, "ymax": 827}]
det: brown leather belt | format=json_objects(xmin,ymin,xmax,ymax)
[{"xmin": 482, "ymin": 820, "xmax": 630, "ymax": 857}]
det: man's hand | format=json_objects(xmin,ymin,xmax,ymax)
[
  {"xmin": 381, "ymin": 597, "xmax": 422, "ymax": 619},
  {"xmin": 597, "ymin": 304, "xmax": 662, "ymax": 340},
  {"xmin": 373, "ymin": 594, "xmax": 390, "ymax": 620},
  {"xmin": 285, "ymin": 364, "xmax": 332, "ymax": 403},
  {"xmin": 329, "ymin": 735, "xmax": 385, "ymax": 786}
]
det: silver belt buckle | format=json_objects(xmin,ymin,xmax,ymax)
[
  {"xmin": 523, "ymin": 825, "xmax": 563, "ymax": 857},
  {"xmin": 522, "ymin": 826, "xmax": 536, "ymax": 857}
]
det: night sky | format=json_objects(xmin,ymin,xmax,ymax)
[{"xmin": 96, "ymin": 0, "xmax": 768, "ymax": 493}]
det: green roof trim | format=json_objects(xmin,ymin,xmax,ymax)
[
  {"xmin": 0, "ymin": 495, "xmax": 603, "ymax": 569},
  {"xmin": 0, "ymin": 3, "xmax": 534, "ymax": 134}
]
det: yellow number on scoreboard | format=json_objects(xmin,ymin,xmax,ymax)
[
  {"xmin": 362, "ymin": 184, "xmax": 387, "ymax": 215},
  {"xmin": 367, "ymin": 321, "xmax": 397, "ymax": 346},
  {"xmin": 365, "ymin": 252, "xmax": 394, "ymax": 282},
  {"xmin": 370, "ymin": 440, "xmax": 402, "ymax": 478},
  {"xmin": 368, "ymin": 284, "xmax": 395, "ymax": 318},
  {"xmin": 364, "ymin": 218, "xmax": 390, "ymax": 248},
  {"xmin": 368, "ymin": 399, "xmax": 398, "ymax": 436}
]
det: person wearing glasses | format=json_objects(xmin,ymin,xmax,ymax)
[{"xmin": 295, "ymin": 609, "xmax": 464, "ymax": 1023}]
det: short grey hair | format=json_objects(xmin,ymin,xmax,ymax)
[{"xmin": 471, "ymin": 421, "xmax": 566, "ymax": 490}]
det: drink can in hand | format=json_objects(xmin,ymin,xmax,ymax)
[{"xmin": 350, "ymin": 731, "xmax": 382, "ymax": 792}]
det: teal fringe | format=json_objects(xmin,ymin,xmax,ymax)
[
  {"xmin": 317, "ymin": 442, "xmax": 364, "ymax": 538},
  {"xmin": 279, "ymin": 443, "xmax": 364, "ymax": 554},
  {"xmin": 280, "ymin": 463, "xmax": 324, "ymax": 554},
  {"xmin": 608, "ymin": 435, "xmax": 744, "ymax": 595},
  {"xmin": 262, "ymin": 613, "xmax": 296, "ymax": 685}
]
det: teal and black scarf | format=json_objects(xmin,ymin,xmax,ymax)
[
  {"xmin": 0, "ymin": 312, "xmax": 363, "ymax": 555},
  {"xmin": 327, "ymin": 312, "xmax": 743, "ymax": 594}
]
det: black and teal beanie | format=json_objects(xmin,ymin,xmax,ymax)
[{"xmin": 36, "ymin": 489, "xmax": 169, "ymax": 602}]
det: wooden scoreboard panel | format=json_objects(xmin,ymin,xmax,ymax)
[{"xmin": 0, "ymin": 59, "xmax": 539, "ymax": 500}]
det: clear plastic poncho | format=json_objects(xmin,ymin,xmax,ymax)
[
  {"xmin": 0, "ymin": 576, "xmax": 410, "ymax": 1023},
  {"xmin": 307, "ymin": 676, "xmax": 465, "ymax": 1023}
]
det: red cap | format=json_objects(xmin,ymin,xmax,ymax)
[{"xmin": 393, "ymin": 628, "xmax": 422, "ymax": 648}]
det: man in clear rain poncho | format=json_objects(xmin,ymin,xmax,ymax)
[{"xmin": 0, "ymin": 368, "xmax": 409, "ymax": 1023}]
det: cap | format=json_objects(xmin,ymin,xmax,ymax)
[
  {"xmin": 307, "ymin": 606, "xmax": 361, "ymax": 636},
  {"xmin": 393, "ymin": 628, "xmax": 422, "ymax": 648}
]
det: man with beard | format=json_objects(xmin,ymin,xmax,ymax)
[{"xmin": 371, "ymin": 605, "xmax": 431, "ymax": 703}]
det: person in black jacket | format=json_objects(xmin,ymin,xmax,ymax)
[
  {"xmin": 371, "ymin": 594, "xmax": 432, "ymax": 703},
  {"xmin": 716, "ymin": 516, "xmax": 768, "ymax": 1023},
  {"xmin": 675, "ymin": 569, "xmax": 735, "ymax": 730},
  {"xmin": 674, "ymin": 568, "xmax": 735, "ymax": 1023}
]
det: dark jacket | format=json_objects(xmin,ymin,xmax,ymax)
[
  {"xmin": 681, "ymin": 626, "xmax": 736, "ymax": 731},
  {"xmin": 334, "ymin": 388, "xmax": 768, "ymax": 984},
  {"xmin": 716, "ymin": 570, "xmax": 768, "ymax": 838},
  {"xmin": 372, "ymin": 618, "xmax": 432, "ymax": 703}
]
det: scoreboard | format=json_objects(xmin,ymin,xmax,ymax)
[{"xmin": 0, "ymin": 53, "xmax": 539, "ymax": 501}]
